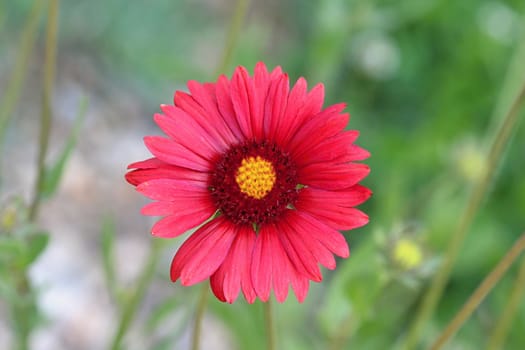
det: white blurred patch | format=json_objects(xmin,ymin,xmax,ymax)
[
  {"xmin": 351, "ymin": 32, "xmax": 401, "ymax": 80},
  {"xmin": 477, "ymin": 1, "xmax": 521, "ymax": 44}
]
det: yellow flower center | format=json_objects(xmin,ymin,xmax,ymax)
[
  {"xmin": 235, "ymin": 156, "xmax": 276, "ymax": 199},
  {"xmin": 393, "ymin": 238, "xmax": 423, "ymax": 270}
]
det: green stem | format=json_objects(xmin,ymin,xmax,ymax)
[
  {"xmin": 486, "ymin": 246, "xmax": 525, "ymax": 350},
  {"xmin": 328, "ymin": 313, "xmax": 353, "ymax": 350},
  {"xmin": 191, "ymin": 284, "xmax": 209, "ymax": 350},
  {"xmin": 403, "ymin": 69, "xmax": 525, "ymax": 350},
  {"xmin": 215, "ymin": 0, "xmax": 250, "ymax": 75},
  {"xmin": 264, "ymin": 300, "xmax": 277, "ymax": 350},
  {"xmin": 28, "ymin": 0, "xmax": 60, "ymax": 221},
  {"xmin": 0, "ymin": 0, "xmax": 45, "ymax": 150},
  {"xmin": 9, "ymin": 2, "xmax": 58, "ymax": 349},
  {"xmin": 110, "ymin": 239, "xmax": 163, "ymax": 350},
  {"xmin": 430, "ymin": 233, "xmax": 525, "ymax": 350}
]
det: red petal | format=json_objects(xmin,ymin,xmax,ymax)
[
  {"xmin": 290, "ymin": 269, "xmax": 309, "ymax": 303},
  {"xmin": 215, "ymin": 75, "xmax": 245, "ymax": 140},
  {"xmin": 288, "ymin": 103, "xmax": 348, "ymax": 153},
  {"xmin": 230, "ymin": 66, "xmax": 256, "ymax": 139},
  {"xmin": 277, "ymin": 219, "xmax": 323, "ymax": 281},
  {"xmin": 252, "ymin": 62, "xmax": 271, "ymax": 141},
  {"xmin": 141, "ymin": 198, "xmax": 214, "ymax": 216},
  {"xmin": 144, "ymin": 136, "xmax": 210, "ymax": 172},
  {"xmin": 279, "ymin": 81, "xmax": 325, "ymax": 146},
  {"xmin": 293, "ymin": 131, "xmax": 369, "ymax": 166},
  {"xmin": 125, "ymin": 158, "xmax": 208, "ymax": 187},
  {"xmin": 170, "ymin": 217, "xmax": 236, "ymax": 285},
  {"xmin": 283, "ymin": 215, "xmax": 337, "ymax": 271},
  {"xmin": 150, "ymin": 207, "xmax": 215, "ymax": 238},
  {"xmin": 265, "ymin": 225, "xmax": 291, "ymax": 302},
  {"xmin": 299, "ymin": 163, "xmax": 370, "ymax": 190},
  {"xmin": 298, "ymin": 185, "xmax": 372, "ymax": 209},
  {"xmin": 136, "ymin": 179, "xmax": 208, "ymax": 201},
  {"xmin": 156, "ymin": 107, "xmax": 223, "ymax": 155},
  {"xmin": 264, "ymin": 74, "xmax": 289, "ymax": 142},
  {"xmin": 186, "ymin": 80, "xmax": 237, "ymax": 146},
  {"xmin": 294, "ymin": 211, "xmax": 350, "ymax": 258},
  {"xmin": 210, "ymin": 226, "xmax": 257, "ymax": 303},
  {"xmin": 251, "ymin": 226, "xmax": 273, "ymax": 301}
]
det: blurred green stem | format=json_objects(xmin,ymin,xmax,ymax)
[
  {"xmin": 486, "ymin": 247, "xmax": 525, "ymax": 350},
  {"xmin": 0, "ymin": 0, "xmax": 45, "ymax": 151},
  {"xmin": 110, "ymin": 239, "xmax": 163, "ymax": 350},
  {"xmin": 191, "ymin": 284, "xmax": 209, "ymax": 350},
  {"xmin": 403, "ymin": 63, "xmax": 525, "ymax": 350},
  {"xmin": 430, "ymin": 233, "xmax": 525, "ymax": 350},
  {"xmin": 215, "ymin": 0, "xmax": 250, "ymax": 75},
  {"xmin": 29, "ymin": 0, "xmax": 60, "ymax": 221},
  {"xmin": 264, "ymin": 300, "xmax": 276, "ymax": 350},
  {"xmin": 9, "ymin": 2, "xmax": 58, "ymax": 350},
  {"xmin": 328, "ymin": 313, "xmax": 353, "ymax": 350}
]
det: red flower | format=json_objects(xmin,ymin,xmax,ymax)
[{"xmin": 126, "ymin": 63, "xmax": 371, "ymax": 303}]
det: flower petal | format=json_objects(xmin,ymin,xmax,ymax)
[
  {"xmin": 144, "ymin": 136, "xmax": 210, "ymax": 172},
  {"xmin": 288, "ymin": 103, "xmax": 348, "ymax": 153},
  {"xmin": 170, "ymin": 217, "xmax": 236, "ymax": 285},
  {"xmin": 293, "ymin": 131, "xmax": 369, "ymax": 167},
  {"xmin": 299, "ymin": 163, "xmax": 370, "ymax": 190},
  {"xmin": 251, "ymin": 226, "xmax": 273, "ymax": 302},
  {"xmin": 186, "ymin": 80, "xmax": 237, "ymax": 146},
  {"xmin": 230, "ymin": 66, "xmax": 256, "ymax": 139},
  {"xmin": 264, "ymin": 74, "xmax": 289, "ymax": 142},
  {"xmin": 150, "ymin": 207, "xmax": 215, "ymax": 238},
  {"xmin": 137, "ymin": 179, "xmax": 208, "ymax": 202},
  {"xmin": 277, "ymin": 219, "xmax": 323, "ymax": 281},
  {"xmin": 125, "ymin": 158, "xmax": 208, "ymax": 186},
  {"xmin": 210, "ymin": 225, "xmax": 257, "ymax": 303},
  {"xmin": 293, "ymin": 211, "xmax": 350, "ymax": 258},
  {"xmin": 156, "ymin": 106, "xmax": 224, "ymax": 156},
  {"xmin": 279, "ymin": 81, "xmax": 325, "ymax": 146},
  {"xmin": 282, "ymin": 215, "xmax": 337, "ymax": 272}
]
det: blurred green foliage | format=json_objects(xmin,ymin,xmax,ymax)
[{"xmin": 2, "ymin": 0, "xmax": 525, "ymax": 349}]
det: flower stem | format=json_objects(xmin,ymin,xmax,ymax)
[
  {"xmin": 0, "ymin": 0, "xmax": 45, "ymax": 151},
  {"xmin": 9, "ymin": 2, "xmax": 58, "ymax": 349},
  {"xmin": 110, "ymin": 239, "xmax": 163, "ymax": 350},
  {"xmin": 215, "ymin": 0, "xmax": 250, "ymax": 75},
  {"xmin": 264, "ymin": 300, "xmax": 277, "ymax": 350},
  {"xmin": 486, "ymin": 246, "xmax": 525, "ymax": 350},
  {"xmin": 430, "ymin": 233, "xmax": 525, "ymax": 350},
  {"xmin": 403, "ymin": 69, "xmax": 525, "ymax": 350},
  {"xmin": 29, "ymin": 0, "xmax": 60, "ymax": 221},
  {"xmin": 190, "ymin": 284, "xmax": 209, "ymax": 350},
  {"xmin": 328, "ymin": 313, "xmax": 353, "ymax": 350}
]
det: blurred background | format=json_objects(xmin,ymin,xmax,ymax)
[{"xmin": 1, "ymin": 0, "xmax": 525, "ymax": 349}]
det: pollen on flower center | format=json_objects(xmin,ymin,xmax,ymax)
[
  {"xmin": 235, "ymin": 156, "xmax": 276, "ymax": 199},
  {"xmin": 209, "ymin": 140, "xmax": 299, "ymax": 226}
]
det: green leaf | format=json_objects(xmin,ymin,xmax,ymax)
[
  {"xmin": 101, "ymin": 215, "xmax": 117, "ymax": 299},
  {"xmin": 41, "ymin": 97, "xmax": 87, "ymax": 199},
  {"xmin": 24, "ymin": 232, "xmax": 49, "ymax": 266}
]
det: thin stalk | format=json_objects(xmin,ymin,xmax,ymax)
[
  {"xmin": 215, "ymin": 0, "xmax": 250, "ymax": 75},
  {"xmin": 191, "ymin": 284, "xmax": 209, "ymax": 350},
  {"xmin": 110, "ymin": 239, "xmax": 163, "ymax": 350},
  {"xmin": 430, "ymin": 233, "xmax": 525, "ymax": 350},
  {"xmin": 486, "ymin": 250, "xmax": 525, "ymax": 350},
  {"xmin": 28, "ymin": 0, "xmax": 60, "ymax": 221},
  {"xmin": 264, "ymin": 300, "xmax": 277, "ymax": 350},
  {"xmin": 328, "ymin": 314, "xmax": 353, "ymax": 350},
  {"xmin": 403, "ymin": 71, "xmax": 525, "ymax": 350},
  {"xmin": 9, "ymin": 2, "xmax": 58, "ymax": 349},
  {"xmin": 0, "ymin": 0, "xmax": 45, "ymax": 148}
]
